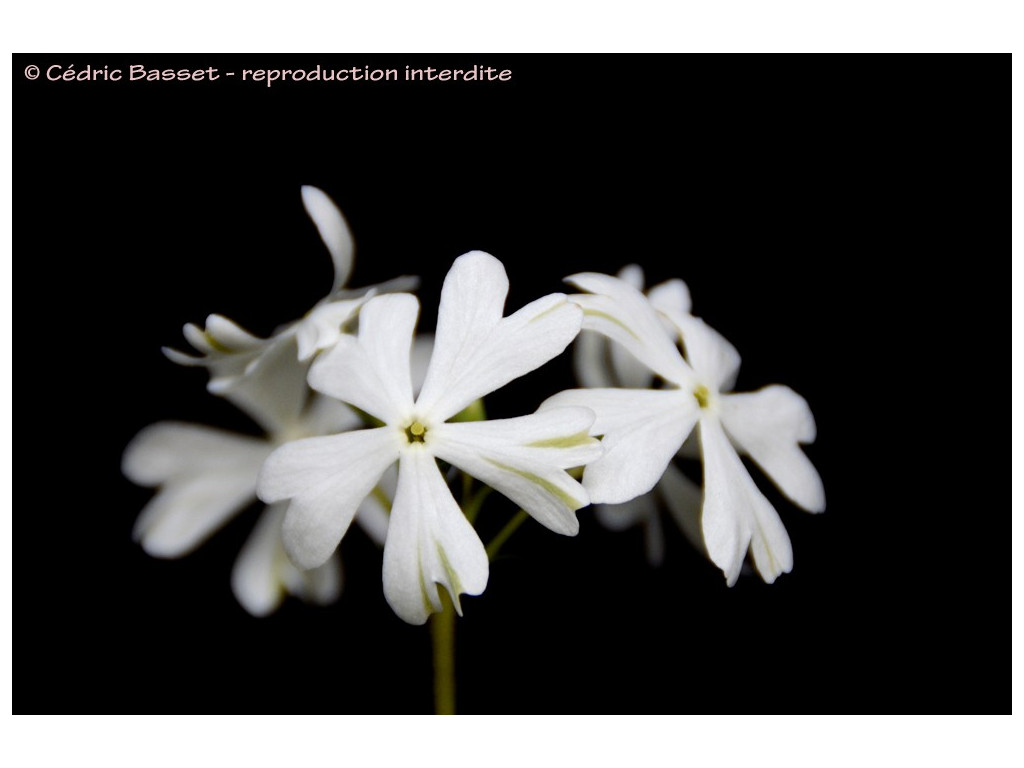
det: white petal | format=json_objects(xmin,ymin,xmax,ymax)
[
  {"xmin": 383, "ymin": 448, "xmax": 489, "ymax": 625},
  {"xmin": 161, "ymin": 346, "xmax": 203, "ymax": 367},
  {"xmin": 356, "ymin": 294, "xmax": 417, "ymax": 412},
  {"xmin": 699, "ymin": 418, "xmax": 793, "ymax": 585},
  {"xmin": 427, "ymin": 290, "xmax": 581, "ymax": 419},
  {"xmin": 665, "ymin": 312, "xmax": 741, "ymax": 393},
  {"xmin": 657, "ymin": 462, "xmax": 704, "ymax": 555},
  {"xmin": 609, "ymin": 336, "xmax": 658, "ymax": 389},
  {"xmin": 164, "ymin": 316, "xmax": 322, "ymax": 436},
  {"xmin": 419, "ymin": 252, "xmax": 507, "ymax": 407},
  {"xmin": 601, "ymin": 268, "xmax": 659, "ymax": 387},
  {"xmin": 574, "ymin": 329, "xmax": 653, "ymax": 390},
  {"xmin": 275, "ymin": 540, "xmax": 343, "ymax": 609},
  {"xmin": 434, "ymin": 406, "xmax": 602, "ymax": 469},
  {"xmin": 648, "ymin": 278, "xmax": 692, "ymax": 317},
  {"xmin": 718, "ymin": 386, "xmax": 825, "ymax": 513},
  {"xmin": 232, "ymin": 503, "xmax": 345, "ymax": 617},
  {"xmin": 746, "ymin": 488, "xmax": 795, "ymax": 585},
  {"xmin": 697, "ymin": 419, "xmax": 749, "ymax": 585},
  {"xmin": 181, "ymin": 314, "xmax": 266, "ymax": 357},
  {"xmin": 292, "ymin": 393, "xmax": 364, "ymax": 439},
  {"xmin": 616, "ymin": 263, "xmax": 645, "ymax": 289},
  {"xmin": 231, "ymin": 503, "xmax": 287, "ymax": 617},
  {"xmin": 307, "ymin": 294, "xmax": 419, "ymax": 424},
  {"xmin": 216, "ymin": 334, "xmax": 311, "ymax": 434},
  {"xmin": 300, "ymin": 553, "xmax": 344, "ymax": 607},
  {"xmin": 123, "ymin": 423, "xmax": 272, "ymax": 558},
  {"xmin": 164, "ymin": 315, "xmax": 269, "ymax": 390},
  {"xmin": 257, "ymin": 427, "xmax": 401, "ymax": 569},
  {"xmin": 330, "ymin": 274, "xmax": 421, "ymax": 301},
  {"xmin": 566, "ymin": 272, "xmax": 694, "ymax": 387},
  {"xmin": 205, "ymin": 314, "xmax": 266, "ymax": 351},
  {"xmin": 182, "ymin": 321, "xmax": 214, "ymax": 354},
  {"xmin": 122, "ymin": 422, "xmax": 268, "ymax": 484},
  {"xmin": 294, "ymin": 296, "xmax": 369, "ymax": 362},
  {"xmin": 301, "ymin": 185, "xmax": 354, "ymax": 292},
  {"xmin": 541, "ymin": 387, "xmax": 697, "ymax": 505},
  {"xmin": 307, "ymin": 336, "xmax": 392, "ymax": 424},
  {"xmin": 133, "ymin": 474, "xmax": 259, "ymax": 559},
  {"xmin": 417, "ymin": 252, "xmax": 583, "ymax": 419},
  {"xmin": 430, "ymin": 408, "xmax": 600, "ymax": 536}
]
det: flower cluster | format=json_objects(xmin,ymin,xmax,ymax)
[
  {"xmin": 546, "ymin": 266, "xmax": 825, "ymax": 584},
  {"xmin": 124, "ymin": 187, "xmax": 825, "ymax": 624}
]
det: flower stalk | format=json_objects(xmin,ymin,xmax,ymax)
[
  {"xmin": 430, "ymin": 590, "xmax": 457, "ymax": 714},
  {"xmin": 486, "ymin": 509, "xmax": 530, "ymax": 561}
]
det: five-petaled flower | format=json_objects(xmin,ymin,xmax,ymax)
[
  {"xmin": 257, "ymin": 251, "xmax": 602, "ymax": 624},
  {"xmin": 543, "ymin": 271, "xmax": 825, "ymax": 585},
  {"xmin": 122, "ymin": 347, "xmax": 391, "ymax": 616},
  {"xmin": 123, "ymin": 327, "xmax": 432, "ymax": 615}
]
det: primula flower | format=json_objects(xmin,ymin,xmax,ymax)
[
  {"xmin": 124, "ymin": 330, "xmax": 428, "ymax": 615},
  {"xmin": 122, "ymin": 365, "xmax": 388, "ymax": 616},
  {"xmin": 573, "ymin": 264, "xmax": 703, "ymax": 565},
  {"xmin": 257, "ymin": 251, "xmax": 602, "ymax": 624},
  {"xmin": 543, "ymin": 271, "xmax": 825, "ymax": 585},
  {"xmin": 124, "ymin": 186, "xmax": 419, "ymax": 615},
  {"xmin": 163, "ymin": 185, "xmax": 417, "ymax": 427}
]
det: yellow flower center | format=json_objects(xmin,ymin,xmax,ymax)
[
  {"xmin": 694, "ymin": 385, "xmax": 711, "ymax": 410},
  {"xmin": 405, "ymin": 420, "xmax": 427, "ymax": 443}
]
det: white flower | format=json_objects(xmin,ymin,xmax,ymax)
[
  {"xmin": 125, "ymin": 332, "xmax": 431, "ymax": 616},
  {"xmin": 124, "ymin": 186, "xmax": 421, "ymax": 615},
  {"xmin": 122, "ymin": 389, "xmax": 380, "ymax": 616},
  {"xmin": 573, "ymin": 264, "xmax": 703, "ymax": 565},
  {"xmin": 257, "ymin": 251, "xmax": 602, "ymax": 625},
  {"xmin": 163, "ymin": 185, "xmax": 417, "ymax": 429},
  {"xmin": 542, "ymin": 271, "xmax": 825, "ymax": 585}
]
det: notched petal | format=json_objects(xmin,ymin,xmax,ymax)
[
  {"xmin": 417, "ymin": 252, "xmax": 584, "ymax": 419},
  {"xmin": 124, "ymin": 421, "xmax": 270, "ymax": 558},
  {"xmin": 258, "ymin": 428, "xmax": 400, "ymax": 569},
  {"xmin": 699, "ymin": 418, "xmax": 793, "ymax": 586},
  {"xmin": 718, "ymin": 385, "xmax": 825, "ymax": 514},
  {"xmin": 383, "ymin": 449, "xmax": 488, "ymax": 625}
]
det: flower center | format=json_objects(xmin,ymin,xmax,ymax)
[
  {"xmin": 404, "ymin": 420, "xmax": 428, "ymax": 443},
  {"xmin": 694, "ymin": 384, "xmax": 711, "ymax": 410}
]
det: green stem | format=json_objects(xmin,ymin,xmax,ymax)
[
  {"xmin": 486, "ymin": 509, "xmax": 530, "ymax": 560},
  {"xmin": 430, "ymin": 591, "xmax": 457, "ymax": 715},
  {"xmin": 462, "ymin": 484, "xmax": 492, "ymax": 526}
]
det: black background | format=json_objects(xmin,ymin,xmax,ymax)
[{"xmin": 16, "ymin": 54, "xmax": 1007, "ymax": 712}]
